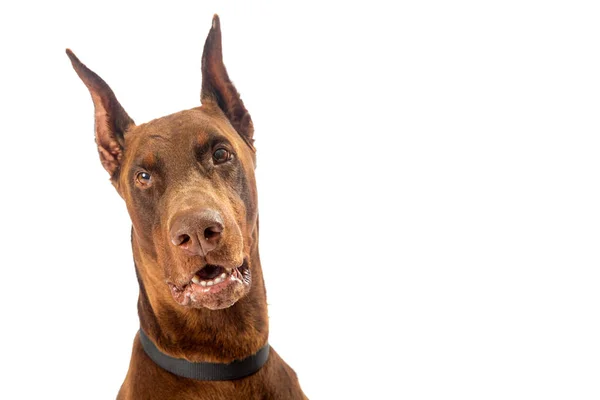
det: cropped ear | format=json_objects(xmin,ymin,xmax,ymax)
[
  {"xmin": 201, "ymin": 15, "xmax": 255, "ymax": 150},
  {"xmin": 66, "ymin": 49, "xmax": 135, "ymax": 178}
]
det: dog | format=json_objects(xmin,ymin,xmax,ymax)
[{"xmin": 67, "ymin": 14, "xmax": 307, "ymax": 400}]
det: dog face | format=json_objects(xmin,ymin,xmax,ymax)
[
  {"xmin": 68, "ymin": 15, "xmax": 258, "ymax": 310},
  {"xmin": 122, "ymin": 106, "xmax": 258, "ymax": 310}
]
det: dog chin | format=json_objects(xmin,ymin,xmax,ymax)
[{"xmin": 168, "ymin": 260, "xmax": 251, "ymax": 310}]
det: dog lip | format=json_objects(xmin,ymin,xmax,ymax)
[
  {"xmin": 168, "ymin": 259, "xmax": 252, "ymax": 308},
  {"xmin": 169, "ymin": 260, "xmax": 247, "ymax": 291}
]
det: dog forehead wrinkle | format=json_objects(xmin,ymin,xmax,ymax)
[{"xmin": 148, "ymin": 134, "xmax": 166, "ymax": 140}]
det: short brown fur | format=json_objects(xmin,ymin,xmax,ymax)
[{"xmin": 67, "ymin": 14, "xmax": 306, "ymax": 400}]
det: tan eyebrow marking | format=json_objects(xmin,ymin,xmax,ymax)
[{"xmin": 142, "ymin": 152, "xmax": 156, "ymax": 167}]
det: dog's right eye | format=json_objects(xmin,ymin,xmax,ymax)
[
  {"xmin": 135, "ymin": 171, "xmax": 152, "ymax": 188},
  {"xmin": 213, "ymin": 148, "xmax": 232, "ymax": 164}
]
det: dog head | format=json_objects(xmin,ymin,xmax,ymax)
[{"xmin": 67, "ymin": 15, "xmax": 258, "ymax": 310}]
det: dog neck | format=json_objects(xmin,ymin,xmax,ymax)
[{"xmin": 130, "ymin": 231, "xmax": 269, "ymax": 364}]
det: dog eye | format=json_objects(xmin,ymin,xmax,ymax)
[
  {"xmin": 135, "ymin": 171, "xmax": 152, "ymax": 187},
  {"xmin": 213, "ymin": 148, "xmax": 232, "ymax": 164}
]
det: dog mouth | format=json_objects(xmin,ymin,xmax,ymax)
[
  {"xmin": 190, "ymin": 263, "xmax": 250, "ymax": 287},
  {"xmin": 169, "ymin": 260, "xmax": 251, "ymax": 309}
]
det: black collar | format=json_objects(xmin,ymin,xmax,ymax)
[{"xmin": 139, "ymin": 329, "xmax": 270, "ymax": 381}]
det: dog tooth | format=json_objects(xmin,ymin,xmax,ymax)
[
  {"xmin": 200, "ymin": 281, "xmax": 207, "ymax": 287},
  {"xmin": 220, "ymin": 272, "xmax": 227, "ymax": 279},
  {"xmin": 191, "ymin": 275, "xmax": 201, "ymax": 284},
  {"xmin": 214, "ymin": 277, "xmax": 222, "ymax": 284},
  {"xmin": 207, "ymin": 281, "xmax": 214, "ymax": 286}
]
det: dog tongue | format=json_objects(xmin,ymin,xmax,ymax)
[{"xmin": 198, "ymin": 265, "xmax": 224, "ymax": 280}]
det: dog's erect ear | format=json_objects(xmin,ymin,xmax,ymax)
[
  {"xmin": 66, "ymin": 49, "xmax": 135, "ymax": 178},
  {"xmin": 201, "ymin": 15, "xmax": 254, "ymax": 149}
]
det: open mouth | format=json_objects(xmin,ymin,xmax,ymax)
[
  {"xmin": 190, "ymin": 262, "xmax": 250, "ymax": 288},
  {"xmin": 169, "ymin": 260, "xmax": 251, "ymax": 309}
]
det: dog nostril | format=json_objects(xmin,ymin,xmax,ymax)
[
  {"xmin": 171, "ymin": 234, "xmax": 191, "ymax": 246},
  {"xmin": 204, "ymin": 226, "xmax": 222, "ymax": 241},
  {"xmin": 180, "ymin": 234, "xmax": 191, "ymax": 245}
]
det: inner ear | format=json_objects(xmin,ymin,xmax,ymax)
[
  {"xmin": 201, "ymin": 15, "xmax": 255, "ymax": 150},
  {"xmin": 66, "ymin": 49, "xmax": 135, "ymax": 178}
]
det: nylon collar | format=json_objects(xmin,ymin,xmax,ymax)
[{"xmin": 139, "ymin": 329, "xmax": 270, "ymax": 381}]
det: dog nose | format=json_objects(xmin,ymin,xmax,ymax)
[{"xmin": 169, "ymin": 209, "xmax": 224, "ymax": 256}]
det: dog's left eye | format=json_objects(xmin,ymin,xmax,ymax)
[
  {"xmin": 213, "ymin": 148, "xmax": 232, "ymax": 164},
  {"xmin": 135, "ymin": 171, "xmax": 152, "ymax": 187}
]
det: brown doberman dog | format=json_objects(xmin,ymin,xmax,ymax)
[{"xmin": 67, "ymin": 15, "xmax": 307, "ymax": 400}]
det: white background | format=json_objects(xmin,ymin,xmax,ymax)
[{"xmin": 1, "ymin": 1, "xmax": 599, "ymax": 399}]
